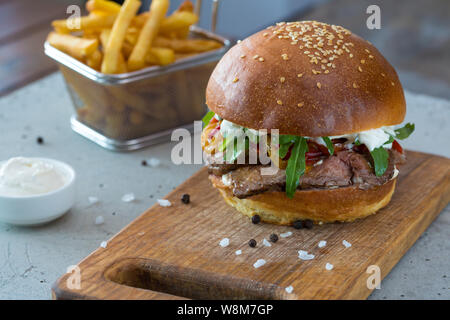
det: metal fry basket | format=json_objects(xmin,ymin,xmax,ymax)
[{"xmin": 45, "ymin": 1, "xmax": 230, "ymax": 151}]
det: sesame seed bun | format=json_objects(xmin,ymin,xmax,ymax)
[
  {"xmin": 209, "ymin": 174, "xmax": 397, "ymax": 224},
  {"xmin": 206, "ymin": 21, "xmax": 406, "ymax": 136}
]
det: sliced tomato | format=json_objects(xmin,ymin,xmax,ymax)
[
  {"xmin": 392, "ymin": 140, "xmax": 403, "ymax": 154},
  {"xmin": 209, "ymin": 117, "xmax": 219, "ymax": 124}
]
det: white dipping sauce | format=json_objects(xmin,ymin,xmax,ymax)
[{"xmin": 0, "ymin": 157, "xmax": 67, "ymax": 197}]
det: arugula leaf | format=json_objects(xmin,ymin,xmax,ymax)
[
  {"xmin": 354, "ymin": 137, "xmax": 361, "ymax": 145},
  {"xmin": 219, "ymin": 138, "xmax": 227, "ymax": 152},
  {"xmin": 202, "ymin": 111, "xmax": 215, "ymax": 126},
  {"xmin": 370, "ymin": 147, "xmax": 389, "ymax": 176},
  {"xmin": 223, "ymin": 136, "xmax": 248, "ymax": 163},
  {"xmin": 285, "ymin": 136, "xmax": 308, "ymax": 198},
  {"xmin": 279, "ymin": 135, "xmax": 297, "ymax": 145},
  {"xmin": 322, "ymin": 137, "xmax": 334, "ymax": 155},
  {"xmin": 384, "ymin": 135, "xmax": 394, "ymax": 145},
  {"xmin": 278, "ymin": 143, "xmax": 291, "ymax": 159},
  {"xmin": 394, "ymin": 123, "xmax": 415, "ymax": 140}
]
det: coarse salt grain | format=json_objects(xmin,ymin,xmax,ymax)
[
  {"xmin": 121, "ymin": 193, "xmax": 135, "ymax": 202},
  {"xmin": 262, "ymin": 238, "xmax": 272, "ymax": 247},
  {"xmin": 280, "ymin": 231, "xmax": 292, "ymax": 238},
  {"xmin": 285, "ymin": 285, "xmax": 293, "ymax": 293},
  {"xmin": 219, "ymin": 238, "xmax": 229, "ymax": 247},
  {"xmin": 325, "ymin": 263, "xmax": 334, "ymax": 270},
  {"xmin": 147, "ymin": 158, "xmax": 161, "ymax": 167},
  {"xmin": 88, "ymin": 196, "xmax": 99, "ymax": 204},
  {"xmin": 298, "ymin": 250, "xmax": 315, "ymax": 260},
  {"xmin": 318, "ymin": 240, "xmax": 327, "ymax": 248},
  {"xmin": 343, "ymin": 240, "xmax": 352, "ymax": 248},
  {"xmin": 253, "ymin": 259, "xmax": 266, "ymax": 268},
  {"xmin": 100, "ymin": 241, "xmax": 107, "ymax": 248},
  {"xmin": 157, "ymin": 199, "xmax": 172, "ymax": 207},
  {"xmin": 235, "ymin": 250, "xmax": 242, "ymax": 255},
  {"xmin": 95, "ymin": 216, "xmax": 104, "ymax": 225}
]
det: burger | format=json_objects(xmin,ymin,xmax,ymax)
[{"xmin": 201, "ymin": 21, "xmax": 414, "ymax": 225}]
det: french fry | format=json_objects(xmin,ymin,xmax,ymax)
[
  {"xmin": 131, "ymin": 12, "xmax": 149, "ymax": 28},
  {"xmin": 177, "ymin": 0, "xmax": 194, "ymax": 12},
  {"xmin": 52, "ymin": 13, "xmax": 117, "ymax": 34},
  {"xmin": 101, "ymin": 0, "xmax": 141, "ymax": 74},
  {"xmin": 153, "ymin": 37, "xmax": 222, "ymax": 53},
  {"xmin": 131, "ymin": 0, "xmax": 193, "ymax": 27},
  {"xmin": 159, "ymin": 11, "xmax": 198, "ymax": 36},
  {"xmin": 86, "ymin": 0, "xmax": 121, "ymax": 14},
  {"xmin": 86, "ymin": 49, "xmax": 102, "ymax": 70},
  {"xmin": 47, "ymin": 32, "xmax": 98, "ymax": 60},
  {"xmin": 122, "ymin": 41, "xmax": 134, "ymax": 59},
  {"xmin": 128, "ymin": 0, "xmax": 169, "ymax": 71},
  {"xmin": 100, "ymin": 29, "xmax": 128, "ymax": 73},
  {"xmin": 145, "ymin": 47, "xmax": 175, "ymax": 66}
]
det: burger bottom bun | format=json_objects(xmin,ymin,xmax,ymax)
[{"xmin": 209, "ymin": 175, "xmax": 396, "ymax": 225}]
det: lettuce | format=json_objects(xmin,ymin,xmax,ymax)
[{"xmin": 202, "ymin": 111, "xmax": 215, "ymax": 126}]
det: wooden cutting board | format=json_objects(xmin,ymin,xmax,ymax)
[{"xmin": 52, "ymin": 151, "xmax": 450, "ymax": 300}]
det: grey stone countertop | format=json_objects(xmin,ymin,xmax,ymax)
[{"xmin": 0, "ymin": 73, "xmax": 448, "ymax": 300}]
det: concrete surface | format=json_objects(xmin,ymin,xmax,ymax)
[{"xmin": 0, "ymin": 73, "xmax": 449, "ymax": 300}]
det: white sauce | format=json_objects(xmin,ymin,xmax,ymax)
[
  {"xmin": 220, "ymin": 120, "xmax": 397, "ymax": 152},
  {"xmin": 219, "ymin": 120, "xmax": 245, "ymax": 138},
  {"xmin": 311, "ymin": 126, "xmax": 396, "ymax": 151},
  {"xmin": 0, "ymin": 157, "xmax": 67, "ymax": 197},
  {"xmin": 222, "ymin": 173, "xmax": 232, "ymax": 186}
]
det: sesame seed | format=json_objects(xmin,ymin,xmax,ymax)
[
  {"xmin": 358, "ymin": 66, "xmax": 362, "ymax": 72},
  {"xmin": 280, "ymin": 77, "xmax": 286, "ymax": 83},
  {"xmin": 391, "ymin": 81, "xmax": 395, "ymax": 86},
  {"xmin": 258, "ymin": 57, "xmax": 265, "ymax": 62},
  {"xmin": 365, "ymin": 48, "xmax": 370, "ymax": 53},
  {"xmin": 324, "ymin": 70, "xmax": 330, "ymax": 74},
  {"xmin": 263, "ymin": 32, "xmax": 269, "ymax": 37},
  {"xmin": 353, "ymin": 82, "xmax": 358, "ymax": 88},
  {"xmin": 297, "ymin": 73, "xmax": 303, "ymax": 78},
  {"xmin": 349, "ymin": 53, "xmax": 353, "ymax": 58},
  {"xmin": 297, "ymin": 102, "xmax": 304, "ymax": 107},
  {"xmin": 281, "ymin": 53, "xmax": 289, "ymax": 60},
  {"xmin": 369, "ymin": 55, "xmax": 374, "ymax": 59},
  {"xmin": 240, "ymin": 55, "xmax": 246, "ymax": 59},
  {"xmin": 233, "ymin": 77, "xmax": 239, "ymax": 83},
  {"xmin": 361, "ymin": 59, "xmax": 365, "ymax": 64},
  {"xmin": 253, "ymin": 55, "xmax": 259, "ymax": 60},
  {"xmin": 381, "ymin": 73, "xmax": 386, "ymax": 77},
  {"xmin": 317, "ymin": 82, "xmax": 321, "ymax": 89},
  {"xmin": 277, "ymin": 100, "xmax": 283, "ymax": 105}
]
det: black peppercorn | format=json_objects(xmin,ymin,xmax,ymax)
[
  {"xmin": 181, "ymin": 194, "xmax": 190, "ymax": 204},
  {"xmin": 141, "ymin": 160, "xmax": 147, "ymax": 166},
  {"xmin": 251, "ymin": 215, "xmax": 261, "ymax": 224},
  {"xmin": 269, "ymin": 234, "xmax": 278, "ymax": 243},
  {"xmin": 248, "ymin": 239, "xmax": 257, "ymax": 247},
  {"xmin": 36, "ymin": 136, "xmax": 44, "ymax": 144},
  {"xmin": 303, "ymin": 219, "xmax": 314, "ymax": 229},
  {"xmin": 293, "ymin": 220, "xmax": 303, "ymax": 229}
]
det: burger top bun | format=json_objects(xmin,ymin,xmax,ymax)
[{"xmin": 206, "ymin": 21, "xmax": 406, "ymax": 137}]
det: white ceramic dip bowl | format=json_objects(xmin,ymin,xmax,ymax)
[{"xmin": 0, "ymin": 157, "xmax": 75, "ymax": 226}]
